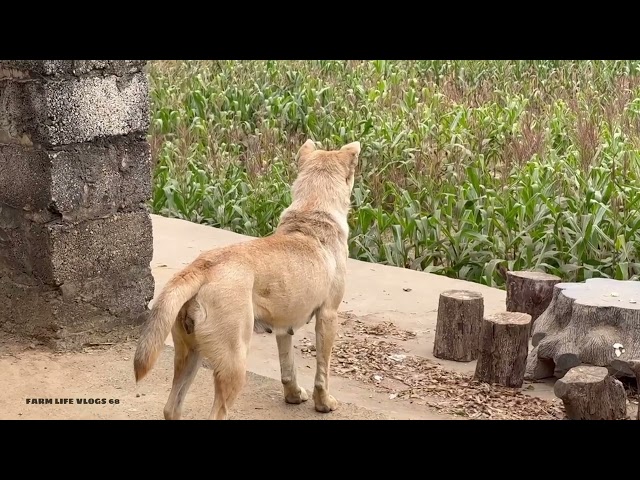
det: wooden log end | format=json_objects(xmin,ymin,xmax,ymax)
[
  {"xmin": 506, "ymin": 270, "xmax": 562, "ymax": 282},
  {"xmin": 440, "ymin": 289, "xmax": 484, "ymax": 301},
  {"xmin": 485, "ymin": 311, "xmax": 532, "ymax": 326}
]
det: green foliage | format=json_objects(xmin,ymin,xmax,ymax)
[{"xmin": 148, "ymin": 60, "xmax": 640, "ymax": 288}]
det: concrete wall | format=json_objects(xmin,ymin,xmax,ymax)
[{"xmin": 0, "ymin": 60, "xmax": 155, "ymax": 350}]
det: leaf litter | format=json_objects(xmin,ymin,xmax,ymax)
[{"xmin": 299, "ymin": 317, "xmax": 565, "ymax": 420}]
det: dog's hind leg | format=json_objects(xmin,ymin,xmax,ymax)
[
  {"xmin": 208, "ymin": 354, "xmax": 248, "ymax": 420},
  {"xmin": 163, "ymin": 309, "xmax": 201, "ymax": 420},
  {"xmin": 199, "ymin": 296, "xmax": 253, "ymax": 420},
  {"xmin": 313, "ymin": 305, "xmax": 339, "ymax": 413},
  {"xmin": 276, "ymin": 333, "xmax": 309, "ymax": 404}
]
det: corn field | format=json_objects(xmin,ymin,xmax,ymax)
[{"xmin": 148, "ymin": 60, "xmax": 640, "ymax": 288}]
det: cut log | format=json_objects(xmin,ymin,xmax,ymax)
[
  {"xmin": 433, "ymin": 290, "xmax": 484, "ymax": 362},
  {"xmin": 506, "ymin": 270, "xmax": 561, "ymax": 336},
  {"xmin": 527, "ymin": 278, "xmax": 640, "ymax": 381},
  {"xmin": 473, "ymin": 311, "xmax": 531, "ymax": 388},
  {"xmin": 610, "ymin": 358, "xmax": 640, "ymax": 420},
  {"xmin": 553, "ymin": 365, "xmax": 627, "ymax": 420}
]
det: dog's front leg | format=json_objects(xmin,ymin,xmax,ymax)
[
  {"xmin": 313, "ymin": 307, "xmax": 339, "ymax": 413},
  {"xmin": 276, "ymin": 333, "xmax": 309, "ymax": 404}
]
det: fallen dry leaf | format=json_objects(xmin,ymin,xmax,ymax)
[{"xmin": 300, "ymin": 318, "xmax": 566, "ymax": 420}]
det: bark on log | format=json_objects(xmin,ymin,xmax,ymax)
[
  {"xmin": 610, "ymin": 358, "xmax": 640, "ymax": 420},
  {"xmin": 506, "ymin": 270, "xmax": 561, "ymax": 336},
  {"xmin": 473, "ymin": 311, "xmax": 531, "ymax": 388},
  {"xmin": 526, "ymin": 278, "xmax": 640, "ymax": 381},
  {"xmin": 433, "ymin": 290, "xmax": 484, "ymax": 362},
  {"xmin": 553, "ymin": 365, "xmax": 627, "ymax": 420}
]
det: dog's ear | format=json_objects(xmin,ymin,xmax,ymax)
[
  {"xmin": 297, "ymin": 139, "xmax": 317, "ymax": 168},
  {"xmin": 340, "ymin": 141, "xmax": 361, "ymax": 169}
]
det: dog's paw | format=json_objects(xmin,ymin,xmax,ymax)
[
  {"xmin": 285, "ymin": 386, "xmax": 309, "ymax": 404},
  {"xmin": 313, "ymin": 393, "xmax": 338, "ymax": 413}
]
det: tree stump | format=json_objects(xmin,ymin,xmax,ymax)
[
  {"xmin": 526, "ymin": 278, "xmax": 640, "ymax": 381},
  {"xmin": 506, "ymin": 270, "xmax": 561, "ymax": 336},
  {"xmin": 553, "ymin": 365, "xmax": 627, "ymax": 420},
  {"xmin": 473, "ymin": 311, "xmax": 531, "ymax": 388},
  {"xmin": 610, "ymin": 358, "xmax": 640, "ymax": 420},
  {"xmin": 433, "ymin": 290, "xmax": 484, "ymax": 362}
]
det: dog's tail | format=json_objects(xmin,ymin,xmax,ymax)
[{"xmin": 134, "ymin": 266, "xmax": 207, "ymax": 382}]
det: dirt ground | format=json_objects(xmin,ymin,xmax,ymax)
[
  {"xmin": 0, "ymin": 321, "xmax": 459, "ymax": 421},
  {"xmin": 0, "ymin": 337, "xmax": 391, "ymax": 420}
]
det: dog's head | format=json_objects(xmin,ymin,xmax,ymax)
[{"xmin": 296, "ymin": 139, "xmax": 361, "ymax": 194}]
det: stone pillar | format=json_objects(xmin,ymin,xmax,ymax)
[{"xmin": 0, "ymin": 60, "xmax": 155, "ymax": 350}]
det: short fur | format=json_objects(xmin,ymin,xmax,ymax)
[{"xmin": 133, "ymin": 139, "xmax": 361, "ymax": 419}]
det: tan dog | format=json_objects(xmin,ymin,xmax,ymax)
[{"xmin": 133, "ymin": 139, "xmax": 361, "ymax": 419}]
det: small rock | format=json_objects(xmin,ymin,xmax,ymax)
[
  {"xmin": 388, "ymin": 354, "xmax": 406, "ymax": 363},
  {"xmin": 136, "ymin": 393, "xmax": 140, "ymax": 398},
  {"xmin": 630, "ymin": 299, "xmax": 637, "ymax": 304},
  {"xmin": 389, "ymin": 393, "xmax": 398, "ymax": 400},
  {"xmin": 403, "ymin": 287, "xmax": 412, "ymax": 292},
  {"xmin": 611, "ymin": 292, "xmax": 619, "ymax": 297}
]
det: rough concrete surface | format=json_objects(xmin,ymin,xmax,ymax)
[
  {"xmin": 0, "ymin": 274, "xmax": 149, "ymax": 350},
  {"xmin": 0, "ymin": 135, "xmax": 152, "ymax": 220},
  {"xmin": 0, "ymin": 210, "xmax": 153, "ymax": 286},
  {"xmin": 0, "ymin": 72, "xmax": 149, "ymax": 146},
  {"xmin": 0, "ymin": 60, "xmax": 154, "ymax": 352}
]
